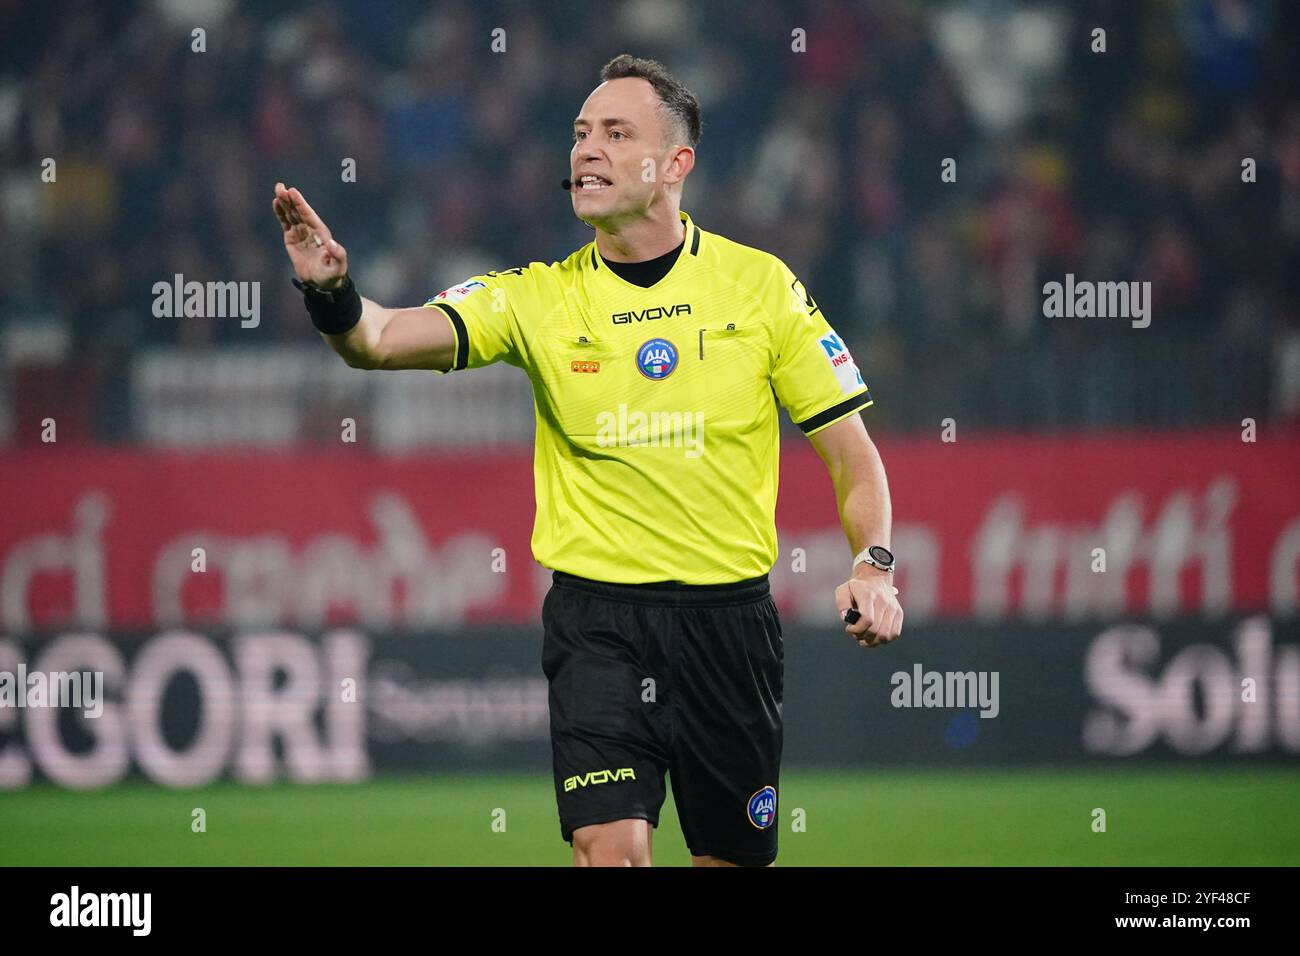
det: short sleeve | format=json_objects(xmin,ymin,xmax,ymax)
[
  {"xmin": 767, "ymin": 258, "xmax": 873, "ymax": 435},
  {"xmin": 422, "ymin": 268, "xmax": 527, "ymax": 373}
]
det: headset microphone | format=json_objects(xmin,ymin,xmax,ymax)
[{"xmin": 561, "ymin": 178, "xmax": 573, "ymax": 190}]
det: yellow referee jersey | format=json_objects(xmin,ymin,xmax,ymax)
[{"xmin": 423, "ymin": 209, "xmax": 872, "ymax": 584}]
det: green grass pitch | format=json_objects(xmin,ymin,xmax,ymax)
[{"xmin": 3, "ymin": 768, "xmax": 1298, "ymax": 866}]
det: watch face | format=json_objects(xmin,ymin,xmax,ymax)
[{"xmin": 868, "ymin": 545, "xmax": 894, "ymax": 567}]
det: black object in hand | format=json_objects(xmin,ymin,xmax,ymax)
[{"xmin": 843, "ymin": 608, "xmax": 861, "ymax": 625}]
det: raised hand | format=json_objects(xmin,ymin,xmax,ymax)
[{"xmin": 272, "ymin": 182, "xmax": 348, "ymax": 290}]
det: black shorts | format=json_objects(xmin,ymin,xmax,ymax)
[{"xmin": 541, "ymin": 569, "xmax": 784, "ymax": 866}]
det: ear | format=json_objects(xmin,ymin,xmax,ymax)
[{"xmin": 665, "ymin": 145, "xmax": 694, "ymax": 185}]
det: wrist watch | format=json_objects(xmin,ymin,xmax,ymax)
[{"xmin": 853, "ymin": 545, "xmax": 895, "ymax": 573}]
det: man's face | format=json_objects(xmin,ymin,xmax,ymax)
[{"xmin": 570, "ymin": 77, "xmax": 675, "ymax": 228}]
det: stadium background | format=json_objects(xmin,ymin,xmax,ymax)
[{"xmin": 2, "ymin": 0, "xmax": 1299, "ymax": 865}]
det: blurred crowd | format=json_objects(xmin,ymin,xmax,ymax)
[{"xmin": 1, "ymin": 0, "xmax": 1297, "ymax": 443}]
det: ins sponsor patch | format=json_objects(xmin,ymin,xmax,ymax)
[{"xmin": 818, "ymin": 331, "xmax": 865, "ymax": 394}]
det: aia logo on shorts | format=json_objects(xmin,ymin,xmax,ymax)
[
  {"xmin": 636, "ymin": 338, "xmax": 678, "ymax": 380},
  {"xmin": 747, "ymin": 785, "xmax": 777, "ymax": 829}
]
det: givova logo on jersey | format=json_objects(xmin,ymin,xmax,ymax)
[
  {"xmin": 747, "ymin": 785, "xmax": 777, "ymax": 829},
  {"xmin": 820, "ymin": 332, "xmax": 865, "ymax": 394}
]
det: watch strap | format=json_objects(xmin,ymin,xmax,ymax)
[{"xmin": 853, "ymin": 545, "xmax": 894, "ymax": 572}]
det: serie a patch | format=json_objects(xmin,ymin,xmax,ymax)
[{"xmin": 426, "ymin": 278, "xmax": 487, "ymax": 304}]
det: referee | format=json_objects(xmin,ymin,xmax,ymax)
[{"xmin": 273, "ymin": 54, "xmax": 903, "ymax": 867}]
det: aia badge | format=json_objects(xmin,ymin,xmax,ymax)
[
  {"xmin": 747, "ymin": 785, "xmax": 777, "ymax": 829},
  {"xmin": 636, "ymin": 338, "xmax": 678, "ymax": 380}
]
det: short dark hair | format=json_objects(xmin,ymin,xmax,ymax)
[{"xmin": 599, "ymin": 54, "xmax": 702, "ymax": 149}]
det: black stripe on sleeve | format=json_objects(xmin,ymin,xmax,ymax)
[
  {"xmin": 431, "ymin": 302, "xmax": 470, "ymax": 371},
  {"xmin": 796, "ymin": 391, "xmax": 873, "ymax": 434},
  {"xmin": 689, "ymin": 224, "xmax": 700, "ymax": 256}
]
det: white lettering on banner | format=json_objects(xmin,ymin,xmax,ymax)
[
  {"xmin": 151, "ymin": 492, "xmax": 503, "ymax": 629},
  {"xmin": 1083, "ymin": 617, "xmax": 1300, "ymax": 755},
  {"xmin": 0, "ymin": 665, "xmax": 103, "ymax": 718},
  {"xmin": 2, "ymin": 479, "xmax": 1298, "ymax": 629},
  {"xmin": 0, "ymin": 631, "xmax": 370, "ymax": 790},
  {"xmin": 971, "ymin": 478, "xmax": 1237, "ymax": 622},
  {"xmin": 1272, "ymin": 517, "xmax": 1300, "ymax": 617},
  {"xmin": 769, "ymin": 526, "xmax": 939, "ymax": 624},
  {"xmin": 19, "ymin": 635, "xmax": 128, "ymax": 788},
  {"xmin": 0, "ymin": 640, "xmax": 31, "ymax": 788},
  {"xmin": 0, "ymin": 493, "xmax": 108, "ymax": 633},
  {"xmin": 0, "ymin": 629, "xmax": 554, "ymax": 791},
  {"xmin": 367, "ymin": 662, "xmax": 549, "ymax": 743}
]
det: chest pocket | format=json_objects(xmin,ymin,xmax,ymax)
[
  {"xmin": 689, "ymin": 324, "xmax": 770, "ymax": 424},
  {"xmin": 541, "ymin": 334, "xmax": 619, "ymax": 438}
]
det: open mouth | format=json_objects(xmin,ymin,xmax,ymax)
[{"xmin": 577, "ymin": 174, "xmax": 613, "ymax": 191}]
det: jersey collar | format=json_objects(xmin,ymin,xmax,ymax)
[{"xmin": 588, "ymin": 210, "xmax": 702, "ymax": 279}]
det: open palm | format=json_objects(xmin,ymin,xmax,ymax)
[{"xmin": 272, "ymin": 182, "xmax": 348, "ymax": 289}]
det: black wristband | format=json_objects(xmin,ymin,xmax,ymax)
[{"xmin": 293, "ymin": 274, "xmax": 363, "ymax": 335}]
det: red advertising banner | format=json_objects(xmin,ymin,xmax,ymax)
[{"xmin": 2, "ymin": 431, "xmax": 1298, "ymax": 632}]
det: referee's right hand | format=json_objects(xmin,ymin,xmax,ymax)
[{"xmin": 272, "ymin": 182, "xmax": 349, "ymax": 290}]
